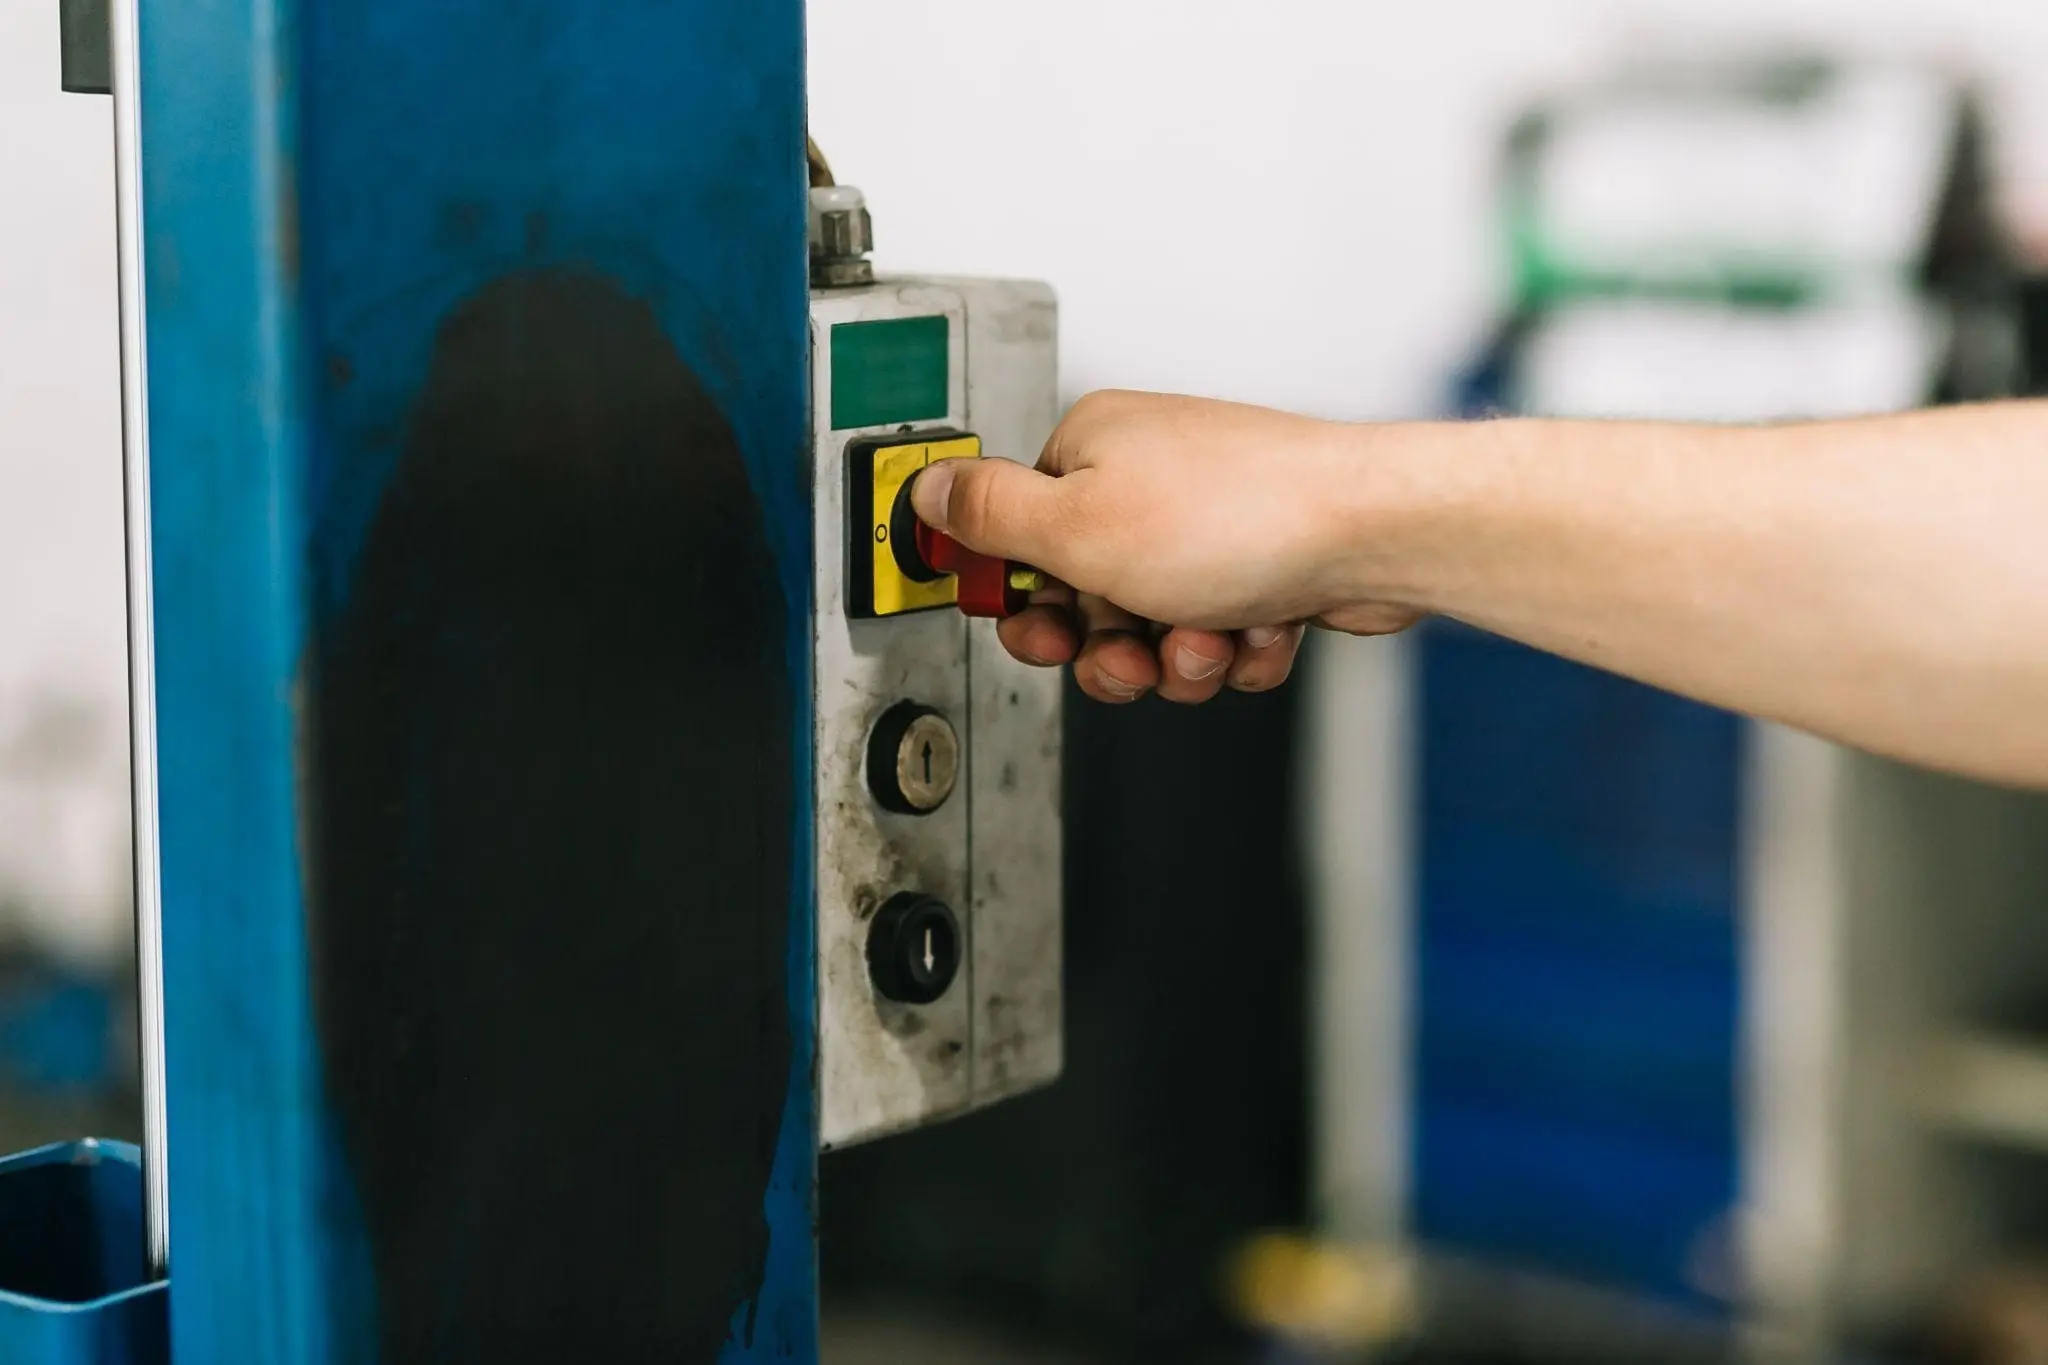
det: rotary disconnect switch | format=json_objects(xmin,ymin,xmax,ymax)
[
  {"xmin": 891, "ymin": 476, "xmax": 1044, "ymax": 619},
  {"xmin": 867, "ymin": 893, "xmax": 961, "ymax": 1005}
]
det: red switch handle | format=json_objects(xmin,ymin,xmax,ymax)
[{"xmin": 912, "ymin": 520, "xmax": 1042, "ymax": 619}]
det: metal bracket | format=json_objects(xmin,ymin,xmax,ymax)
[{"xmin": 59, "ymin": 0, "xmax": 111, "ymax": 94}]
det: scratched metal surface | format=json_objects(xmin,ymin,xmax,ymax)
[
  {"xmin": 809, "ymin": 279, "xmax": 1062, "ymax": 1151},
  {"xmin": 811, "ymin": 285, "xmax": 975, "ymax": 1148},
  {"xmin": 134, "ymin": 0, "xmax": 815, "ymax": 1358},
  {"xmin": 943, "ymin": 278, "xmax": 1064, "ymax": 1109}
]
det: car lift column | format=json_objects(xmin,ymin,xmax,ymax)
[{"xmin": 131, "ymin": 0, "xmax": 816, "ymax": 1358}]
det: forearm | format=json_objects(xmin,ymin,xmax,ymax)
[{"xmin": 1361, "ymin": 403, "xmax": 2048, "ymax": 787}]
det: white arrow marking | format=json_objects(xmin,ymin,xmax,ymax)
[{"xmin": 923, "ymin": 927, "xmax": 936, "ymax": 974}]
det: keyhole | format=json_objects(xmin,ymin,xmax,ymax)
[{"xmin": 921, "ymin": 742, "xmax": 933, "ymax": 785}]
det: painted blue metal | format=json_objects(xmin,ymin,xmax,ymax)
[
  {"xmin": 1410, "ymin": 621, "xmax": 1742, "ymax": 1305},
  {"xmin": 1409, "ymin": 349, "xmax": 1744, "ymax": 1307},
  {"xmin": 135, "ymin": 0, "xmax": 814, "ymax": 1358},
  {"xmin": 0, "ymin": 1140, "xmax": 167, "ymax": 1365},
  {"xmin": 0, "ymin": 966, "xmax": 123, "ymax": 1097}
]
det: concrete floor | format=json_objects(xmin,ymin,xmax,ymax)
[
  {"xmin": 822, "ymin": 1303, "xmax": 1121, "ymax": 1365},
  {"xmin": 0, "ymin": 1096, "xmax": 1128, "ymax": 1365}
]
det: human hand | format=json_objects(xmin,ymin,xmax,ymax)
[{"xmin": 910, "ymin": 390, "xmax": 1425, "ymax": 704}]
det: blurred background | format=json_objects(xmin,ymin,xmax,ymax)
[{"xmin": 13, "ymin": 0, "xmax": 2048, "ymax": 1361}]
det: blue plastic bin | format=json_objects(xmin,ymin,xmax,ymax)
[{"xmin": 0, "ymin": 1140, "xmax": 167, "ymax": 1365}]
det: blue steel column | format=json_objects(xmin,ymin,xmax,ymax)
[{"xmin": 136, "ymin": 0, "xmax": 815, "ymax": 1358}]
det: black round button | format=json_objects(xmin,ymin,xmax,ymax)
[
  {"xmin": 867, "ymin": 893, "xmax": 961, "ymax": 1005},
  {"xmin": 889, "ymin": 476, "xmax": 945, "ymax": 583}
]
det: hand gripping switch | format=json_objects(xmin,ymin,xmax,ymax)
[
  {"xmin": 906, "ymin": 512, "xmax": 1044, "ymax": 619},
  {"xmin": 849, "ymin": 430, "xmax": 1045, "ymax": 620}
]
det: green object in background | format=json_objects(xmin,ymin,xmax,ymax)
[
  {"xmin": 1500, "ymin": 192, "xmax": 1832, "ymax": 312},
  {"xmin": 1491, "ymin": 87, "xmax": 1932, "ymax": 313},
  {"xmin": 831, "ymin": 316, "xmax": 949, "ymax": 430}
]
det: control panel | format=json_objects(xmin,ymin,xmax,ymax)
[{"xmin": 811, "ymin": 277, "xmax": 1062, "ymax": 1148}]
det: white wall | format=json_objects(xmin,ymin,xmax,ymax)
[
  {"xmin": 0, "ymin": 0, "xmax": 130, "ymax": 964},
  {"xmin": 808, "ymin": 0, "xmax": 2048, "ymax": 419},
  {"xmin": 6, "ymin": 0, "xmax": 2048, "ymax": 965},
  {"xmin": 810, "ymin": 0, "xmax": 1577, "ymax": 419}
]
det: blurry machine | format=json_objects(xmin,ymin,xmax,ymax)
[
  {"xmin": 2, "ymin": 5, "xmax": 1062, "ymax": 1361},
  {"xmin": 1311, "ymin": 54, "xmax": 2030, "ymax": 1365}
]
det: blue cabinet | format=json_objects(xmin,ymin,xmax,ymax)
[{"xmin": 1411, "ymin": 622, "xmax": 1743, "ymax": 1304}]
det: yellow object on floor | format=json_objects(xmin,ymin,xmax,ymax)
[{"xmin": 1224, "ymin": 1232, "xmax": 1417, "ymax": 1351}]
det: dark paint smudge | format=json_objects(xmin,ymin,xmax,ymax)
[{"xmin": 306, "ymin": 268, "xmax": 792, "ymax": 1363}]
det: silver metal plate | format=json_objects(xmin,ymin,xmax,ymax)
[
  {"xmin": 109, "ymin": 0, "xmax": 170, "ymax": 1271},
  {"xmin": 811, "ymin": 278, "xmax": 1062, "ymax": 1148}
]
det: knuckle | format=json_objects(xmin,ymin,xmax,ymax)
[
  {"xmin": 1088, "ymin": 387, "xmax": 1143, "ymax": 410},
  {"xmin": 1049, "ymin": 390, "xmax": 1157, "ymax": 473},
  {"xmin": 1068, "ymin": 390, "xmax": 1117, "ymax": 420},
  {"xmin": 1066, "ymin": 388, "xmax": 1140, "ymax": 431}
]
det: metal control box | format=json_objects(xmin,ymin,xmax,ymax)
[{"xmin": 811, "ymin": 277, "xmax": 1063, "ymax": 1148}]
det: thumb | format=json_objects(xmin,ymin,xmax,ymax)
[{"xmin": 911, "ymin": 457, "xmax": 1067, "ymax": 570}]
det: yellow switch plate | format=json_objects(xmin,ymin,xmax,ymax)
[{"xmin": 849, "ymin": 432, "xmax": 981, "ymax": 618}]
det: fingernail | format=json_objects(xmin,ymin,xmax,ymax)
[
  {"xmin": 1097, "ymin": 672, "xmax": 1145, "ymax": 699},
  {"xmin": 1245, "ymin": 626, "xmax": 1285, "ymax": 649},
  {"xmin": 1175, "ymin": 648, "xmax": 1227, "ymax": 682},
  {"xmin": 911, "ymin": 461, "xmax": 956, "ymax": 529}
]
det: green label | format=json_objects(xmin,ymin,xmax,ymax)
[{"xmin": 831, "ymin": 316, "xmax": 949, "ymax": 430}]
